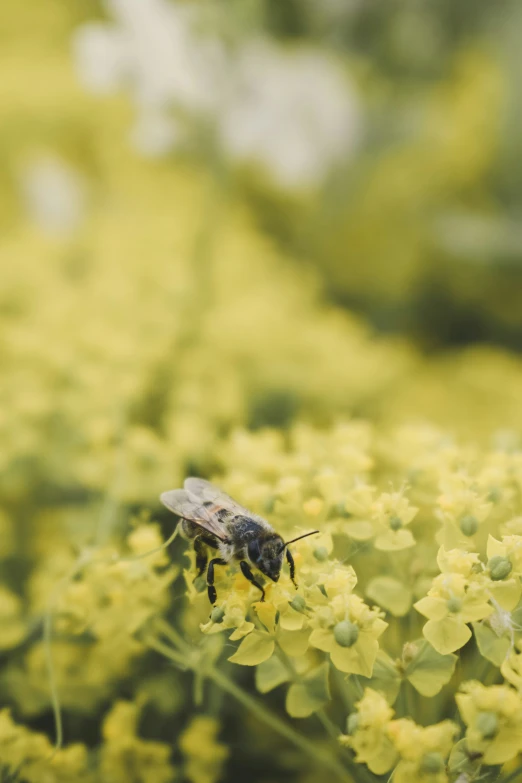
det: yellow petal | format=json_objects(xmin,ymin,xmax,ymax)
[
  {"xmin": 423, "ymin": 617, "xmax": 471, "ymax": 655},
  {"xmin": 255, "ymin": 601, "xmax": 277, "ymax": 634},
  {"xmin": 460, "ymin": 598, "xmax": 493, "ymax": 624},
  {"xmin": 330, "ymin": 634, "xmax": 378, "ymax": 677},
  {"xmin": 229, "ymin": 621, "xmax": 255, "ymax": 641},
  {"xmin": 489, "ymin": 580, "xmax": 522, "ymax": 611},
  {"xmin": 309, "ymin": 627, "xmax": 335, "ymax": 653},
  {"xmin": 280, "ymin": 606, "xmax": 305, "ymax": 631},
  {"xmin": 414, "ymin": 596, "xmax": 447, "ymax": 621},
  {"xmin": 228, "ymin": 631, "xmax": 275, "ymax": 666},
  {"xmin": 487, "ymin": 535, "xmax": 506, "ymax": 560},
  {"xmin": 344, "ymin": 520, "xmax": 375, "ymax": 541},
  {"xmin": 278, "ymin": 628, "xmax": 310, "ymax": 657},
  {"xmin": 374, "ymin": 529, "xmax": 415, "ymax": 551},
  {"xmin": 483, "ymin": 726, "xmax": 522, "ymax": 765}
]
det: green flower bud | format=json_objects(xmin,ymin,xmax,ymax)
[
  {"xmin": 335, "ymin": 502, "xmax": 351, "ymax": 518},
  {"xmin": 420, "ymin": 752, "xmax": 445, "ymax": 774},
  {"xmin": 290, "ymin": 595, "xmax": 306, "ymax": 613},
  {"xmin": 446, "ymin": 597, "xmax": 463, "ymax": 614},
  {"xmin": 334, "ymin": 621, "xmax": 359, "ymax": 648},
  {"xmin": 488, "ymin": 556, "xmax": 513, "ymax": 581},
  {"xmin": 459, "ymin": 515, "xmax": 479, "ymax": 537},
  {"xmin": 313, "ymin": 546, "xmax": 329, "ymax": 562},
  {"xmin": 402, "ymin": 641, "xmax": 419, "ymax": 666},
  {"xmin": 346, "ymin": 713, "xmax": 359, "ymax": 735},
  {"xmin": 389, "ymin": 515, "xmax": 402, "ymax": 531},
  {"xmin": 210, "ymin": 606, "xmax": 225, "ymax": 623},
  {"xmin": 194, "ymin": 576, "xmax": 207, "ymax": 593},
  {"xmin": 477, "ymin": 711, "xmax": 499, "ymax": 739},
  {"xmin": 488, "ymin": 487, "xmax": 502, "ymax": 504}
]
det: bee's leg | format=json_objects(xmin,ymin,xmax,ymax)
[
  {"xmin": 286, "ymin": 548, "xmax": 298, "ymax": 589},
  {"xmin": 193, "ymin": 535, "xmax": 208, "ymax": 579},
  {"xmin": 239, "ymin": 561, "xmax": 265, "ymax": 602},
  {"xmin": 207, "ymin": 558, "xmax": 227, "ymax": 605}
]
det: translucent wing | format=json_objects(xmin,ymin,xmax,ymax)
[
  {"xmin": 160, "ymin": 488, "xmax": 228, "ymax": 541},
  {"xmin": 184, "ymin": 478, "xmax": 250, "ymax": 514},
  {"xmin": 184, "ymin": 477, "xmax": 269, "ymax": 527}
]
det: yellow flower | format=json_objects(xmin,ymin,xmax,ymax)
[
  {"xmin": 386, "ymin": 718, "xmax": 458, "ymax": 783},
  {"xmin": 414, "ymin": 549, "xmax": 492, "ymax": 654},
  {"xmin": 0, "ymin": 709, "xmax": 91, "ymax": 783},
  {"xmin": 371, "ymin": 490, "xmax": 418, "ymax": 551},
  {"xmin": 309, "ymin": 592, "xmax": 387, "ymax": 676},
  {"xmin": 341, "ymin": 688, "xmax": 397, "ymax": 775},
  {"xmin": 456, "ymin": 681, "xmax": 522, "ymax": 764},
  {"xmin": 200, "ymin": 593, "xmax": 255, "ymax": 640},
  {"xmin": 436, "ymin": 473, "xmax": 492, "ymax": 548},
  {"xmin": 180, "ymin": 716, "xmax": 228, "ymax": 783},
  {"xmin": 101, "ymin": 701, "xmax": 175, "ymax": 783},
  {"xmin": 501, "ymin": 642, "xmax": 522, "ymax": 691}
]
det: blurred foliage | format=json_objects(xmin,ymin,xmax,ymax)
[{"xmin": 2, "ymin": 1, "xmax": 522, "ymax": 782}]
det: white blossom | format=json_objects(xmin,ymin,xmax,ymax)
[
  {"xmin": 20, "ymin": 157, "xmax": 86, "ymax": 236},
  {"xmin": 217, "ymin": 40, "xmax": 360, "ymax": 187},
  {"xmin": 72, "ymin": 0, "xmax": 361, "ymax": 187}
]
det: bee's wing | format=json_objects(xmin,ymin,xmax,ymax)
[
  {"xmin": 184, "ymin": 477, "xmax": 265, "ymax": 522},
  {"xmin": 184, "ymin": 478, "xmax": 239, "ymax": 506},
  {"xmin": 160, "ymin": 489, "xmax": 228, "ymax": 541}
]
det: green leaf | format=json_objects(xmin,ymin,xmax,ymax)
[
  {"xmin": 255, "ymin": 656, "xmax": 290, "ymax": 694},
  {"xmin": 366, "ymin": 576, "xmax": 412, "ymax": 617},
  {"xmin": 448, "ymin": 739, "xmax": 482, "ymax": 778},
  {"xmin": 473, "ymin": 621, "xmax": 511, "ymax": 666},
  {"xmin": 359, "ymin": 650, "xmax": 401, "ymax": 704},
  {"xmin": 404, "ymin": 639, "xmax": 457, "ymax": 696},
  {"xmin": 285, "ymin": 662, "xmax": 331, "ymax": 718},
  {"xmin": 228, "ymin": 631, "xmax": 275, "ymax": 666}
]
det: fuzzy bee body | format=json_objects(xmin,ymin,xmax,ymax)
[{"xmin": 160, "ymin": 478, "xmax": 318, "ymax": 604}]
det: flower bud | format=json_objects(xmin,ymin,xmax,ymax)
[
  {"xmin": 488, "ymin": 487, "xmax": 502, "ymax": 503},
  {"xmin": 459, "ymin": 515, "xmax": 479, "ymax": 537},
  {"xmin": 314, "ymin": 546, "xmax": 329, "ymax": 562},
  {"xmin": 447, "ymin": 597, "xmax": 463, "ymax": 614},
  {"xmin": 290, "ymin": 595, "xmax": 306, "ymax": 613},
  {"xmin": 346, "ymin": 713, "xmax": 359, "ymax": 735},
  {"xmin": 420, "ymin": 752, "xmax": 445, "ymax": 774},
  {"xmin": 477, "ymin": 711, "xmax": 499, "ymax": 739},
  {"xmin": 402, "ymin": 641, "xmax": 419, "ymax": 666},
  {"xmin": 389, "ymin": 516, "xmax": 402, "ymax": 531},
  {"xmin": 210, "ymin": 606, "xmax": 225, "ymax": 623},
  {"xmin": 488, "ymin": 556, "xmax": 513, "ymax": 581},
  {"xmin": 334, "ymin": 620, "xmax": 359, "ymax": 648}
]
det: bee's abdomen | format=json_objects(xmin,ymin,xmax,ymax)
[{"xmin": 181, "ymin": 518, "xmax": 201, "ymax": 539}]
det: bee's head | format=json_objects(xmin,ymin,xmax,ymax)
[{"xmin": 247, "ymin": 535, "xmax": 284, "ymax": 582}]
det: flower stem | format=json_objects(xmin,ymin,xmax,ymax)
[
  {"xmin": 145, "ymin": 632, "xmax": 353, "ymax": 783},
  {"xmin": 499, "ymin": 765, "xmax": 522, "ymax": 783}
]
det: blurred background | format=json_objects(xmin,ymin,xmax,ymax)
[
  {"xmin": 3, "ymin": 0, "xmax": 522, "ymax": 507},
  {"xmin": 2, "ymin": 0, "xmax": 522, "ymax": 778}
]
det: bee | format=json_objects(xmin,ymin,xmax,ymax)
[{"xmin": 160, "ymin": 477, "xmax": 319, "ymax": 604}]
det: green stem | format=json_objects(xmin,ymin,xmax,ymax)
[
  {"xmin": 499, "ymin": 766, "xmax": 522, "ymax": 783},
  {"xmin": 155, "ymin": 617, "xmax": 191, "ymax": 653},
  {"xmin": 334, "ymin": 668, "xmax": 353, "ymax": 713},
  {"xmin": 145, "ymin": 634, "xmax": 353, "ymax": 783}
]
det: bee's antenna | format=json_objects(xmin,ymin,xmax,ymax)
[{"xmin": 278, "ymin": 530, "xmax": 320, "ymax": 554}]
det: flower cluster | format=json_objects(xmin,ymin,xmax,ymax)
[{"xmin": 341, "ymin": 688, "xmax": 458, "ymax": 782}]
